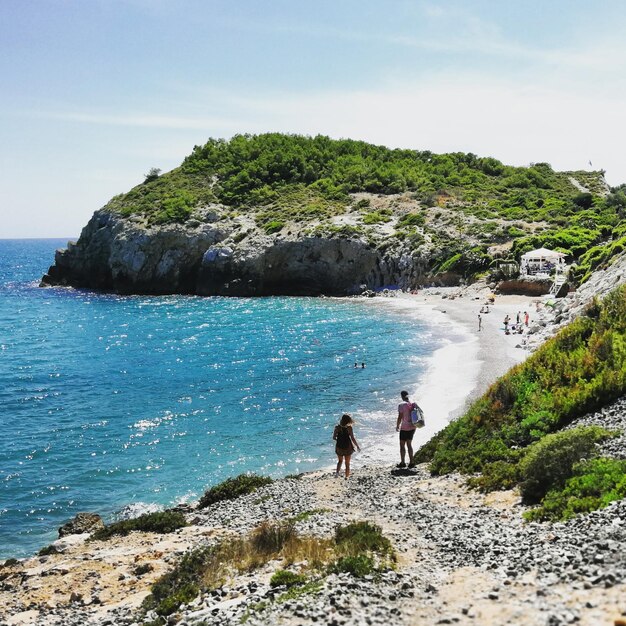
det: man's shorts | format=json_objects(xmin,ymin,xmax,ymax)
[{"xmin": 399, "ymin": 429, "xmax": 415, "ymax": 441}]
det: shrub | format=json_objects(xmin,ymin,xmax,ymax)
[
  {"xmin": 415, "ymin": 285, "xmax": 626, "ymax": 490},
  {"xmin": 264, "ymin": 220, "xmax": 284, "ymax": 234},
  {"xmin": 144, "ymin": 167, "xmax": 161, "ymax": 183},
  {"xmin": 153, "ymin": 190, "xmax": 195, "ymax": 224},
  {"xmin": 91, "ymin": 511, "xmax": 187, "ymax": 541},
  {"xmin": 133, "ymin": 563, "xmax": 154, "ymax": 576},
  {"xmin": 198, "ymin": 474, "xmax": 273, "ymax": 509},
  {"xmin": 362, "ymin": 211, "xmax": 392, "ymax": 224},
  {"xmin": 143, "ymin": 545, "xmax": 214, "ymax": 616},
  {"xmin": 330, "ymin": 554, "xmax": 376, "ymax": 577},
  {"xmin": 276, "ymin": 581, "xmax": 323, "ymax": 603},
  {"xmin": 467, "ymin": 460, "xmax": 520, "ymax": 492},
  {"xmin": 398, "ymin": 212, "xmax": 425, "ymax": 227},
  {"xmin": 250, "ymin": 521, "xmax": 296, "ymax": 555},
  {"xmin": 269, "ymin": 569, "xmax": 307, "ymax": 588},
  {"xmin": 525, "ymin": 457, "xmax": 626, "ymax": 521},
  {"xmin": 573, "ymin": 192, "xmax": 593, "ymax": 209},
  {"xmin": 518, "ymin": 426, "xmax": 614, "ymax": 503},
  {"xmin": 334, "ymin": 521, "xmax": 392, "ymax": 557},
  {"xmin": 154, "ymin": 582, "xmax": 199, "ymax": 616},
  {"xmin": 37, "ymin": 545, "xmax": 58, "ymax": 556}
]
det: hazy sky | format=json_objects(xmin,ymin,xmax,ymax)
[{"xmin": 2, "ymin": 0, "xmax": 626, "ymax": 238}]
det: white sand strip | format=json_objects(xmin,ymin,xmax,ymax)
[{"xmin": 355, "ymin": 290, "xmax": 540, "ymax": 464}]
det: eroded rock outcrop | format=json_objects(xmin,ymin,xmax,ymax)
[{"xmin": 41, "ymin": 208, "xmax": 432, "ymax": 296}]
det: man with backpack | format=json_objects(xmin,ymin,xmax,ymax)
[{"xmin": 396, "ymin": 390, "xmax": 419, "ymax": 468}]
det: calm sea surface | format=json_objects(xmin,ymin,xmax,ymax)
[{"xmin": 0, "ymin": 239, "xmax": 443, "ymax": 558}]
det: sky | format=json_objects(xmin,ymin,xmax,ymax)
[{"xmin": 1, "ymin": 0, "xmax": 626, "ymax": 238}]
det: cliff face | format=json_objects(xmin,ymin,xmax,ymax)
[{"xmin": 42, "ymin": 205, "xmax": 431, "ymax": 296}]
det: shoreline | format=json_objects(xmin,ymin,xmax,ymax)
[{"xmin": 359, "ymin": 286, "xmax": 540, "ymax": 462}]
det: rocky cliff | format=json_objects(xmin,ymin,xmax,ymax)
[
  {"xmin": 41, "ymin": 201, "xmax": 435, "ymax": 296},
  {"xmin": 41, "ymin": 133, "xmax": 615, "ymax": 296}
]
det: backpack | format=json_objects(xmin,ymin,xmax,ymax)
[{"xmin": 410, "ymin": 403, "xmax": 425, "ymax": 428}]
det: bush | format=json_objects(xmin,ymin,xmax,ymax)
[
  {"xmin": 264, "ymin": 220, "xmax": 284, "ymax": 234},
  {"xmin": 525, "ymin": 457, "xmax": 626, "ymax": 521},
  {"xmin": 154, "ymin": 582, "xmax": 199, "ymax": 616},
  {"xmin": 144, "ymin": 167, "xmax": 162, "ymax": 183},
  {"xmin": 269, "ymin": 569, "xmax": 307, "ymax": 588},
  {"xmin": 144, "ymin": 546, "xmax": 214, "ymax": 616},
  {"xmin": 133, "ymin": 563, "xmax": 154, "ymax": 576},
  {"xmin": 334, "ymin": 521, "xmax": 392, "ymax": 557},
  {"xmin": 362, "ymin": 211, "xmax": 392, "ymax": 224},
  {"xmin": 38, "ymin": 545, "xmax": 58, "ymax": 556},
  {"xmin": 330, "ymin": 554, "xmax": 376, "ymax": 577},
  {"xmin": 250, "ymin": 521, "xmax": 295, "ymax": 555},
  {"xmin": 398, "ymin": 212, "xmax": 425, "ymax": 227},
  {"xmin": 91, "ymin": 511, "xmax": 187, "ymax": 541},
  {"xmin": 467, "ymin": 460, "xmax": 520, "ymax": 492},
  {"xmin": 415, "ymin": 285, "xmax": 626, "ymax": 490},
  {"xmin": 198, "ymin": 474, "xmax": 273, "ymax": 509},
  {"xmin": 518, "ymin": 426, "xmax": 614, "ymax": 503}
]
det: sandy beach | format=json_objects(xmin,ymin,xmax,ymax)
[{"xmin": 361, "ymin": 285, "xmax": 544, "ymax": 462}]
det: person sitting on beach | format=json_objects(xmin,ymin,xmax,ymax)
[
  {"xmin": 396, "ymin": 390, "xmax": 417, "ymax": 468},
  {"xmin": 333, "ymin": 414, "xmax": 361, "ymax": 479}
]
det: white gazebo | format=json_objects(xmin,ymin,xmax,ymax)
[{"xmin": 520, "ymin": 247, "xmax": 566, "ymax": 276}]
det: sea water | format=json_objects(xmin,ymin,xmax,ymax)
[{"xmin": 0, "ymin": 239, "xmax": 451, "ymax": 558}]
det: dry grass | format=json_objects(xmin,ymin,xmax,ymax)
[
  {"xmin": 281, "ymin": 536, "xmax": 335, "ymax": 569},
  {"xmin": 144, "ymin": 519, "xmax": 395, "ymax": 617}
]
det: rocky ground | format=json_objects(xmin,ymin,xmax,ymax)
[{"xmin": 2, "ymin": 453, "xmax": 626, "ymax": 626}]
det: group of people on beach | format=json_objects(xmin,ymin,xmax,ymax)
[
  {"xmin": 478, "ymin": 308, "xmax": 531, "ymax": 334},
  {"xmin": 503, "ymin": 311, "xmax": 529, "ymax": 335},
  {"xmin": 332, "ymin": 390, "xmax": 420, "ymax": 479}
]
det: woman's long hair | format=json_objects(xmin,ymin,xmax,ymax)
[{"xmin": 339, "ymin": 413, "xmax": 353, "ymax": 427}]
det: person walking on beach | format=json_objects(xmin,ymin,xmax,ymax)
[
  {"xmin": 524, "ymin": 311, "xmax": 530, "ymax": 326},
  {"xmin": 396, "ymin": 390, "xmax": 416, "ymax": 468},
  {"xmin": 333, "ymin": 414, "xmax": 361, "ymax": 479},
  {"xmin": 477, "ymin": 314, "xmax": 482, "ymax": 331}
]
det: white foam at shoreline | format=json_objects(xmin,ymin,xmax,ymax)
[{"xmin": 348, "ymin": 296, "xmax": 480, "ymax": 464}]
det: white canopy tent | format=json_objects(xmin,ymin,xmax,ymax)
[{"xmin": 520, "ymin": 247, "xmax": 566, "ymax": 276}]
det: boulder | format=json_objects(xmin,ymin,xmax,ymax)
[{"xmin": 58, "ymin": 512, "xmax": 104, "ymax": 538}]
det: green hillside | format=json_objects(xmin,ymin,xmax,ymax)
[
  {"xmin": 103, "ymin": 133, "xmax": 626, "ymax": 282},
  {"xmin": 414, "ymin": 285, "xmax": 626, "ymax": 521}
]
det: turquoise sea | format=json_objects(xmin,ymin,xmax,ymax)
[{"xmin": 0, "ymin": 239, "xmax": 445, "ymax": 558}]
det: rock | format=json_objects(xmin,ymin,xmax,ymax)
[
  {"xmin": 52, "ymin": 533, "xmax": 91, "ymax": 552},
  {"xmin": 58, "ymin": 512, "xmax": 104, "ymax": 538}
]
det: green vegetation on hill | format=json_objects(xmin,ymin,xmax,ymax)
[
  {"xmin": 414, "ymin": 285, "xmax": 626, "ymax": 520},
  {"xmin": 102, "ymin": 133, "xmax": 626, "ymax": 283}
]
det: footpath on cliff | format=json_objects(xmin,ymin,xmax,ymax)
[{"xmin": 2, "ymin": 457, "xmax": 626, "ymax": 626}]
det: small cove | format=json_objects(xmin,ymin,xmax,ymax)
[{"xmin": 0, "ymin": 239, "xmax": 466, "ymax": 558}]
